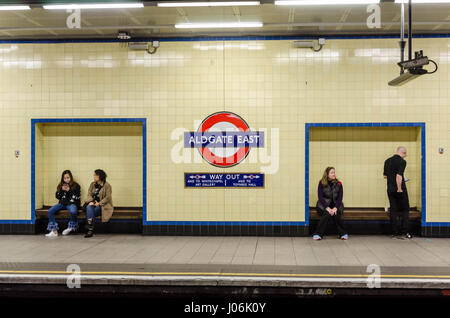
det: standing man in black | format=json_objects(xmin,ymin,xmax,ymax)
[{"xmin": 383, "ymin": 146, "xmax": 412, "ymax": 239}]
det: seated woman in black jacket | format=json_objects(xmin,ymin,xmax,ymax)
[
  {"xmin": 45, "ymin": 170, "xmax": 81, "ymax": 237},
  {"xmin": 313, "ymin": 167, "xmax": 348, "ymax": 241}
]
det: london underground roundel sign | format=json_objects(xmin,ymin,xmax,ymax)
[
  {"xmin": 199, "ymin": 112, "xmax": 250, "ymax": 168},
  {"xmin": 184, "ymin": 111, "xmax": 264, "ymax": 168}
]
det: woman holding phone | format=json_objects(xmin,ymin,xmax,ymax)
[{"xmin": 45, "ymin": 170, "xmax": 81, "ymax": 237}]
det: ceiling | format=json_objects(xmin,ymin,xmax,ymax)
[{"xmin": 0, "ymin": 1, "xmax": 449, "ymax": 39}]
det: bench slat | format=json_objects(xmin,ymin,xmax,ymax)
[
  {"xmin": 309, "ymin": 207, "xmax": 421, "ymax": 220},
  {"xmin": 35, "ymin": 207, "xmax": 142, "ymax": 219}
]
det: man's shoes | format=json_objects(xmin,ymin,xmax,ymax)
[{"xmin": 404, "ymin": 233, "xmax": 412, "ymax": 239}]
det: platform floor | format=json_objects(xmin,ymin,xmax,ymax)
[{"xmin": 1, "ymin": 234, "xmax": 450, "ymax": 290}]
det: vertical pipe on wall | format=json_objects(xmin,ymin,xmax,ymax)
[
  {"xmin": 399, "ymin": 2, "xmax": 406, "ymax": 74},
  {"xmin": 408, "ymin": 0, "xmax": 412, "ymax": 61}
]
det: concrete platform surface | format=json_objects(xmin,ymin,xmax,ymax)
[{"xmin": 0, "ymin": 234, "xmax": 450, "ymax": 289}]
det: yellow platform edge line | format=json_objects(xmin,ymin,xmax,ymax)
[{"xmin": 0, "ymin": 270, "xmax": 449, "ymax": 279}]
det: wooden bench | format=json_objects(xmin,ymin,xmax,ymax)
[
  {"xmin": 309, "ymin": 207, "xmax": 421, "ymax": 220},
  {"xmin": 35, "ymin": 206, "xmax": 142, "ymax": 220}
]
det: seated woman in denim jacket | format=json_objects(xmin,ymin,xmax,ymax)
[
  {"xmin": 313, "ymin": 167, "xmax": 348, "ymax": 241},
  {"xmin": 45, "ymin": 170, "xmax": 81, "ymax": 237}
]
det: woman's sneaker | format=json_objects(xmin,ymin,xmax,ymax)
[
  {"xmin": 45, "ymin": 231, "xmax": 58, "ymax": 237},
  {"xmin": 313, "ymin": 235, "xmax": 322, "ymax": 241},
  {"xmin": 340, "ymin": 234, "xmax": 349, "ymax": 240},
  {"xmin": 62, "ymin": 228, "xmax": 73, "ymax": 236}
]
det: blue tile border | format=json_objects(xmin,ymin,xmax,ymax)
[
  {"xmin": 0, "ymin": 33, "xmax": 450, "ymax": 44},
  {"xmin": 305, "ymin": 122, "xmax": 427, "ymax": 227},
  {"xmin": 305, "ymin": 122, "xmax": 310, "ymax": 226},
  {"xmin": 422, "ymin": 222, "xmax": 450, "ymax": 227},
  {"xmin": 31, "ymin": 120, "xmax": 36, "ymax": 224},
  {"xmin": 27, "ymin": 118, "xmax": 147, "ymax": 226},
  {"xmin": 142, "ymin": 118, "xmax": 148, "ymax": 226},
  {"xmin": 145, "ymin": 221, "xmax": 308, "ymax": 226},
  {"xmin": 0, "ymin": 220, "xmax": 34, "ymax": 224},
  {"xmin": 421, "ymin": 124, "xmax": 427, "ymax": 227}
]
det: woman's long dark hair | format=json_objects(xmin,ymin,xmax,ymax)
[
  {"xmin": 320, "ymin": 167, "xmax": 339, "ymax": 187},
  {"xmin": 57, "ymin": 170, "xmax": 77, "ymax": 191},
  {"xmin": 94, "ymin": 169, "xmax": 107, "ymax": 183}
]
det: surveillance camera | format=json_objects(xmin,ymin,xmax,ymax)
[
  {"xmin": 397, "ymin": 51, "xmax": 429, "ymax": 70},
  {"xmin": 389, "ymin": 50, "xmax": 438, "ymax": 86}
]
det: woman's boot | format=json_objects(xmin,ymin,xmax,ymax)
[{"xmin": 84, "ymin": 219, "xmax": 94, "ymax": 238}]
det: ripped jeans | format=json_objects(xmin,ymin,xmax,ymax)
[{"xmin": 47, "ymin": 203, "xmax": 78, "ymax": 231}]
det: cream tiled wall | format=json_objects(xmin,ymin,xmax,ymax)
[
  {"xmin": 35, "ymin": 122, "xmax": 142, "ymax": 208},
  {"xmin": 309, "ymin": 127, "xmax": 421, "ymax": 208},
  {"xmin": 0, "ymin": 38, "xmax": 448, "ymax": 222}
]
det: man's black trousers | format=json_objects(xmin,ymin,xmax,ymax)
[{"xmin": 387, "ymin": 190, "xmax": 410, "ymax": 235}]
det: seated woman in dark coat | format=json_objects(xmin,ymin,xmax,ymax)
[
  {"xmin": 313, "ymin": 166, "xmax": 348, "ymax": 241},
  {"xmin": 45, "ymin": 170, "xmax": 81, "ymax": 237}
]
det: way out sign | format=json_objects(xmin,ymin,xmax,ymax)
[
  {"xmin": 184, "ymin": 112, "xmax": 264, "ymax": 168},
  {"xmin": 185, "ymin": 173, "xmax": 264, "ymax": 188}
]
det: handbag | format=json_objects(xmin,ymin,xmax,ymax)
[{"xmin": 82, "ymin": 202, "xmax": 89, "ymax": 211}]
